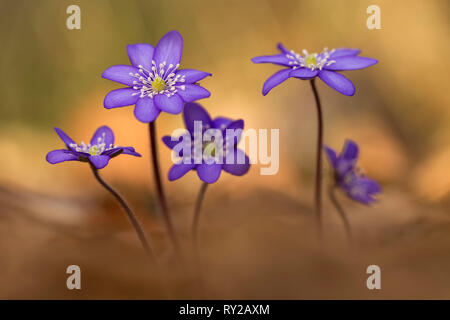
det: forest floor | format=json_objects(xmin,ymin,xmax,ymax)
[{"xmin": 1, "ymin": 183, "xmax": 449, "ymax": 299}]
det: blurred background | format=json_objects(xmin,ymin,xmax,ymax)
[{"xmin": 0, "ymin": 0, "xmax": 449, "ymax": 299}]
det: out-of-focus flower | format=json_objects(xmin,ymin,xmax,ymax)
[
  {"xmin": 46, "ymin": 126, "xmax": 140, "ymax": 169},
  {"xmin": 162, "ymin": 102, "xmax": 250, "ymax": 183},
  {"xmin": 252, "ymin": 43, "xmax": 377, "ymax": 96},
  {"xmin": 102, "ymin": 30, "xmax": 211, "ymax": 123},
  {"xmin": 325, "ymin": 140, "xmax": 381, "ymax": 205}
]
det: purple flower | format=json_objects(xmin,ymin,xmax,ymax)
[
  {"xmin": 252, "ymin": 43, "xmax": 377, "ymax": 96},
  {"xmin": 162, "ymin": 103, "xmax": 250, "ymax": 184},
  {"xmin": 325, "ymin": 140, "xmax": 381, "ymax": 205},
  {"xmin": 46, "ymin": 126, "xmax": 141, "ymax": 169},
  {"xmin": 102, "ymin": 30, "xmax": 211, "ymax": 123}
]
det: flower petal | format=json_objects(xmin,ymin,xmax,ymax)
[
  {"xmin": 324, "ymin": 146, "xmax": 338, "ymax": 168},
  {"xmin": 329, "ymin": 48, "xmax": 361, "ymax": 59},
  {"xmin": 223, "ymin": 149, "xmax": 250, "ymax": 176},
  {"xmin": 318, "ymin": 70, "xmax": 355, "ymax": 96},
  {"xmin": 89, "ymin": 155, "xmax": 110, "ymax": 169},
  {"xmin": 262, "ymin": 68, "xmax": 291, "ymax": 96},
  {"xmin": 102, "ymin": 65, "xmax": 139, "ymax": 86},
  {"xmin": 325, "ymin": 56, "xmax": 378, "ymax": 71},
  {"xmin": 346, "ymin": 177, "xmax": 381, "ymax": 205},
  {"xmin": 340, "ymin": 139, "xmax": 359, "ymax": 162},
  {"xmin": 104, "ymin": 147, "xmax": 141, "ymax": 157},
  {"xmin": 290, "ymin": 68, "xmax": 319, "ymax": 79},
  {"xmin": 46, "ymin": 149, "xmax": 79, "ymax": 164},
  {"xmin": 120, "ymin": 147, "xmax": 141, "ymax": 157},
  {"xmin": 104, "ymin": 88, "xmax": 139, "ymax": 109},
  {"xmin": 183, "ymin": 102, "xmax": 213, "ymax": 134},
  {"xmin": 134, "ymin": 97, "xmax": 161, "ymax": 123},
  {"xmin": 162, "ymin": 135, "xmax": 182, "ymax": 149},
  {"xmin": 336, "ymin": 140, "xmax": 359, "ymax": 175},
  {"xmin": 153, "ymin": 30, "xmax": 183, "ymax": 67},
  {"xmin": 196, "ymin": 163, "xmax": 222, "ymax": 184},
  {"xmin": 176, "ymin": 84, "xmax": 211, "ymax": 102},
  {"xmin": 251, "ymin": 54, "xmax": 291, "ymax": 66},
  {"xmin": 90, "ymin": 126, "xmax": 114, "ymax": 146},
  {"xmin": 168, "ymin": 162, "xmax": 195, "ymax": 181},
  {"xmin": 127, "ymin": 43, "xmax": 155, "ymax": 70},
  {"xmin": 213, "ymin": 117, "xmax": 233, "ymax": 130},
  {"xmin": 277, "ymin": 42, "xmax": 290, "ymax": 54},
  {"xmin": 54, "ymin": 127, "xmax": 76, "ymax": 148},
  {"xmin": 359, "ymin": 177, "xmax": 382, "ymax": 195},
  {"xmin": 225, "ymin": 119, "xmax": 244, "ymax": 146},
  {"xmin": 153, "ymin": 93, "xmax": 184, "ymax": 114},
  {"xmin": 176, "ymin": 69, "xmax": 211, "ymax": 84}
]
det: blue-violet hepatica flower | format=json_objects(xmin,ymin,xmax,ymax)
[
  {"xmin": 102, "ymin": 30, "xmax": 211, "ymax": 123},
  {"xmin": 162, "ymin": 103, "xmax": 250, "ymax": 184},
  {"xmin": 325, "ymin": 140, "xmax": 381, "ymax": 205},
  {"xmin": 252, "ymin": 43, "xmax": 377, "ymax": 96},
  {"xmin": 46, "ymin": 126, "xmax": 141, "ymax": 169}
]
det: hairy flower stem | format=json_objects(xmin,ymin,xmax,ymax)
[
  {"xmin": 90, "ymin": 164, "xmax": 156, "ymax": 263},
  {"xmin": 328, "ymin": 185, "xmax": 352, "ymax": 241},
  {"xmin": 148, "ymin": 122, "xmax": 180, "ymax": 254},
  {"xmin": 192, "ymin": 182, "xmax": 209, "ymax": 248},
  {"xmin": 310, "ymin": 79, "xmax": 323, "ymax": 237}
]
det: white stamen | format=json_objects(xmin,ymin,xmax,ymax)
[
  {"xmin": 129, "ymin": 60, "xmax": 185, "ymax": 99},
  {"xmin": 69, "ymin": 132, "xmax": 117, "ymax": 156},
  {"xmin": 286, "ymin": 47, "xmax": 336, "ymax": 71}
]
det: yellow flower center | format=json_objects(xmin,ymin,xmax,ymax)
[
  {"xmin": 203, "ymin": 142, "xmax": 216, "ymax": 157},
  {"xmin": 88, "ymin": 145, "xmax": 100, "ymax": 156},
  {"xmin": 305, "ymin": 54, "xmax": 317, "ymax": 68},
  {"xmin": 151, "ymin": 77, "xmax": 166, "ymax": 92}
]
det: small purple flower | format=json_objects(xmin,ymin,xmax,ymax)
[
  {"xmin": 325, "ymin": 140, "xmax": 381, "ymax": 205},
  {"xmin": 102, "ymin": 30, "xmax": 211, "ymax": 123},
  {"xmin": 46, "ymin": 126, "xmax": 141, "ymax": 169},
  {"xmin": 162, "ymin": 103, "xmax": 250, "ymax": 184},
  {"xmin": 252, "ymin": 43, "xmax": 377, "ymax": 96}
]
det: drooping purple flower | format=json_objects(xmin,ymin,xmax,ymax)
[
  {"xmin": 252, "ymin": 43, "xmax": 377, "ymax": 96},
  {"xmin": 102, "ymin": 30, "xmax": 211, "ymax": 123},
  {"xmin": 46, "ymin": 126, "xmax": 141, "ymax": 169},
  {"xmin": 324, "ymin": 140, "xmax": 381, "ymax": 205},
  {"xmin": 162, "ymin": 103, "xmax": 250, "ymax": 184}
]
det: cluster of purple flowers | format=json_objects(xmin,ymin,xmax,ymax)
[
  {"xmin": 46, "ymin": 29, "xmax": 381, "ymax": 252},
  {"xmin": 48, "ymin": 31, "xmax": 249, "ymax": 184}
]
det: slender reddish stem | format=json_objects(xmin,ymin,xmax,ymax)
[
  {"xmin": 148, "ymin": 122, "xmax": 180, "ymax": 253},
  {"xmin": 90, "ymin": 164, "xmax": 156, "ymax": 263},
  {"xmin": 310, "ymin": 79, "xmax": 323, "ymax": 236}
]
